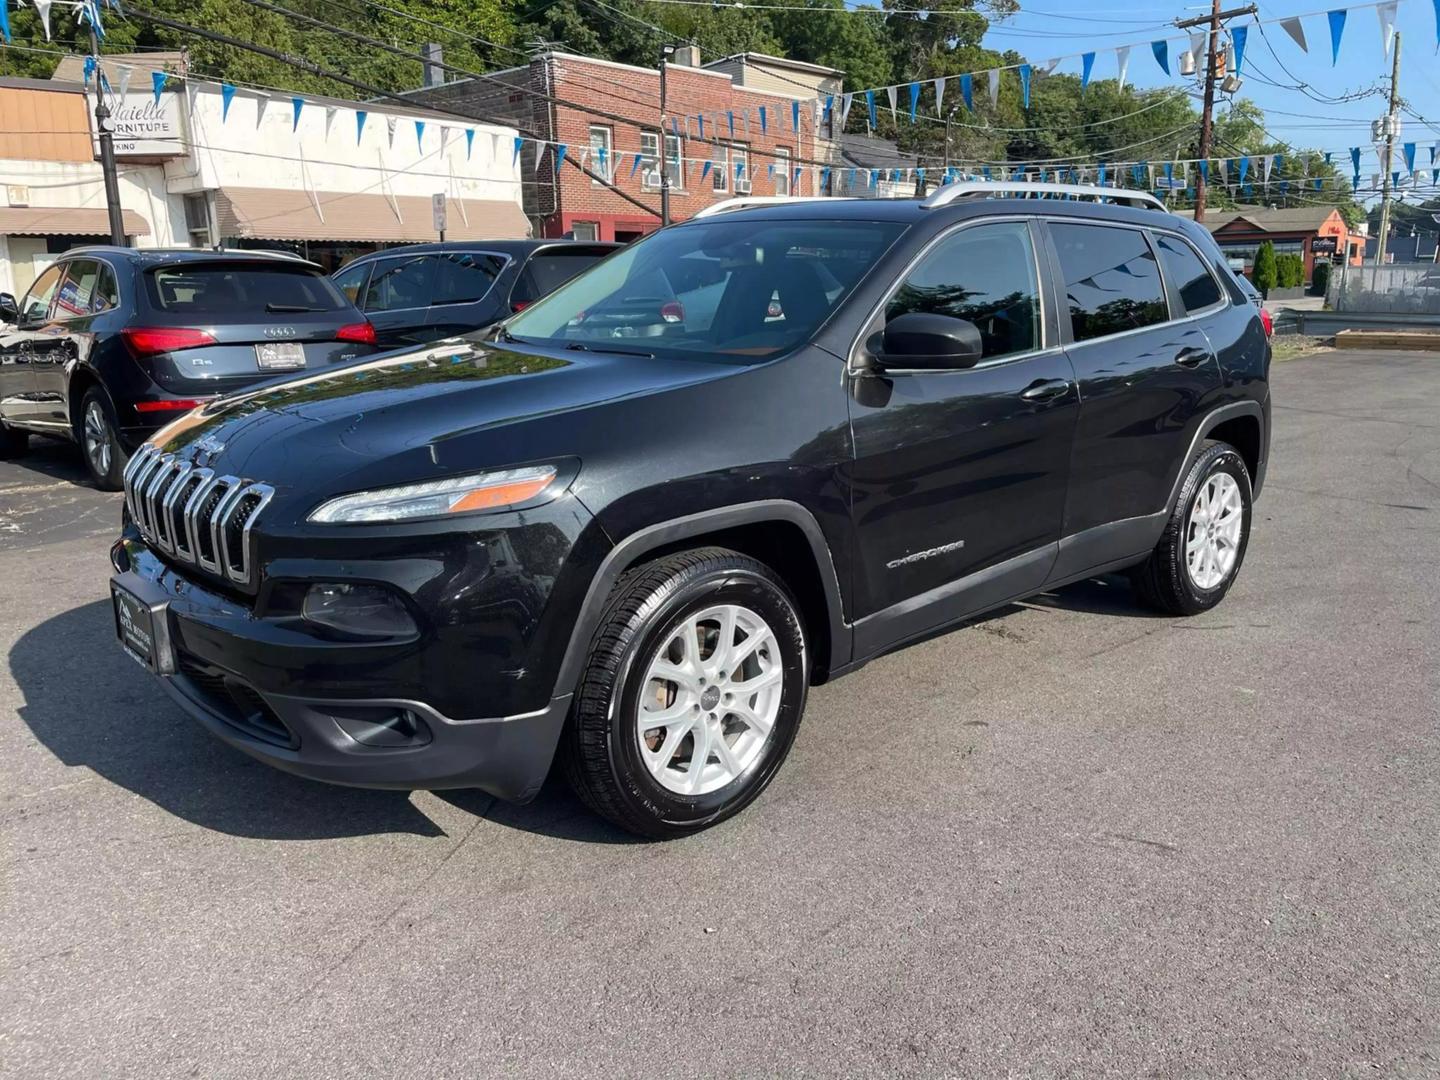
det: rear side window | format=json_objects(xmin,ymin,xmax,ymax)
[
  {"xmin": 1154, "ymin": 234, "xmax": 1223, "ymax": 314},
  {"xmin": 886, "ymin": 221, "xmax": 1041, "ymax": 361},
  {"xmin": 145, "ymin": 265, "xmax": 347, "ymax": 314},
  {"xmin": 54, "ymin": 260, "xmax": 99, "ymax": 319},
  {"xmin": 363, "ymin": 255, "xmax": 434, "ymax": 312},
  {"xmin": 511, "ymin": 249, "xmax": 612, "ymax": 309},
  {"xmin": 430, "ymin": 252, "xmax": 506, "ymax": 305},
  {"xmin": 1051, "ymin": 223, "xmax": 1168, "ymax": 343}
]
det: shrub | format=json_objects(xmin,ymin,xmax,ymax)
[
  {"xmin": 1311, "ymin": 261, "xmax": 1331, "ymax": 296},
  {"xmin": 1252, "ymin": 241, "xmax": 1278, "ymax": 295},
  {"xmin": 1280, "ymin": 253, "xmax": 1306, "ymax": 288}
]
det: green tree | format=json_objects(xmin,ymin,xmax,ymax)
[{"xmin": 1252, "ymin": 240, "xmax": 1277, "ymax": 296}]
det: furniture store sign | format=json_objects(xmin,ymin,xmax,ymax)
[{"xmin": 105, "ymin": 93, "xmax": 185, "ymax": 158}]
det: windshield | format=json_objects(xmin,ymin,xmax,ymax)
[{"xmin": 504, "ymin": 219, "xmax": 905, "ymax": 360}]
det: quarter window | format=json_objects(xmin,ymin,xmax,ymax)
[
  {"xmin": 885, "ymin": 221, "xmax": 1042, "ymax": 362},
  {"xmin": 1051, "ymin": 223, "xmax": 1168, "ymax": 343},
  {"xmin": 92, "ymin": 263, "xmax": 119, "ymax": 313},
  {"xmin": 1155, "ymin": 233, "xmax": 1223, "ymax": 314}
]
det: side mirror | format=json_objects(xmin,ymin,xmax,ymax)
[
  {"xmin": 879, "ymin": 312, "xmax": 983, "ymax": 370},
  {"xmin": 0, "ymin": 293, "xmax": 17, "ymax": 325}
]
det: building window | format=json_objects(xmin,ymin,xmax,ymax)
[
  {"xmin": 712, "ymin": 144, "xmax": 729, "ymax": 193},
  {"xmin": 640, "ymin": 130, "xmax": 683, "ymax": 191},
  {"xmin": 589, "ymin": 125, "xmax": 613, "ymax": 183},
  {"xmin": 184, "ymin": 193, "xmax": 211, "ymax": 248},
  {"xmin": 572, "ymin": 222, "xmax": 599, "ymax": 241},
  {"xmin": 774, "ymin": 147, "xmax": 791, "ymax": 196},
  {"xmin": 731, "ymin": 145, "xmax": 749, "ymax": 193},
  {"xmin": 665, "ymin": 133, "xmax": 683, "ymax": 190}
]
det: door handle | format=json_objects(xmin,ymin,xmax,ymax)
[
  {"xmin": 1174, "ymin": 346, "xmax": 1214, "ymax": 368},
  {"xmin": 1020, "ymin": 378, "xmax": 1071, "ymax": 403}
]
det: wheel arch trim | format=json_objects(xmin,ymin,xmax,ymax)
[
  {"xmin": 1166, "ymin": 400, "xmax": 1266, "ymax": 513},
  {"xmin": 551, "ymin": 500, "xmax": 851, "ymax": 702}
]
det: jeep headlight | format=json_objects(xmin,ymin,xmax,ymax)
[{"xmin": 308, "ymin": 465, "xmax": 559, "ymax": 524}]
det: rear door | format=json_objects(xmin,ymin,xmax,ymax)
[
  {"xmin": 357, "ymin": 253, "xmax": 437, "ymax": 349},
  {"xmin": 1047, "ymin": 220, "xmax": 1224, "ymax": 539},
  {"xmin": 30, "ymin": 258, "xmax": 116, "ymax": 427},
  {"xmin": 422, "ymin": 251, "xmax": 508, "ymax": 339}
]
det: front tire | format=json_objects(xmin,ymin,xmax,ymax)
[
  {"xmin": 1132, "ymin": 440, "xmax": 1253, "ymax": 615},
  {"xmin": 562, "ymin": 547, "xmax": 809, "ymax": 839},
  {"xmin": 78, "ymin": 388, "xmax": 126, "ymax": 491}
]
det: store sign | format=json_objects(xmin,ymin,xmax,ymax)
[
  {"xmin": 1311, "ymin": 236, "xmax": 1339, "ymax": 255},
  {"xmin": 104, "ymin": 92, "xmax": 185, "ymax": 159}
]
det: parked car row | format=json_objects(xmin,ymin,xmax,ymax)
[{"xmin": 0, "ymin": 239, "xmax": 619, "ymax": 488}]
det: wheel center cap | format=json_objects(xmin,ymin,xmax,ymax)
[{"xmin": 700, "ymin": 685, "xmax": 721, "ymax": 711}]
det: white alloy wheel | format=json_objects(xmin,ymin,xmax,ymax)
[
  {"xmin": 1186, "ymin": 471, "xmax": 1244, "ymax": 590},
  {"xmin": 636, "ymin": 603, "xmax": 784, "ymax": 796}
]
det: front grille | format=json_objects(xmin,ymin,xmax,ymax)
[
  {"xmin": 176, "ymin": 652, "xmax": 297, "ymax": 749},
  {"xmin": 123, "ymin": 444, "xmax": 273, "ymax": 586}
]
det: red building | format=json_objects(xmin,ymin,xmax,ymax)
[
  {"xmin": 1183, "ymin": 206, "xmax": 1366, "ymax": 282},
  {"xmin": 412, "ymin": 50, "xmax": 842, "ymax": 242}
]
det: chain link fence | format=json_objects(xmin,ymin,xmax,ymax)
[{"xmin": 1326, "ymin": 264, "xmax": 1440, "ymax": 314}]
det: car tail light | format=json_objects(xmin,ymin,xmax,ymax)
[
  {"xmin": 510, "ymin": 300, "xmax": 530, "ymax": 313},
  {"xmin": 134, "ymin": 398, "xmax": 211, "ymax": 413},
  {"xmin": 336, "ymin": 321, "xmax": 377, "ymax": 345},
  {"xmin": 660, "ymin": 301, "xmax": 684, "ymax": 324},
  {"xmin": 122, "ymin": 327, "xmax": 217, "ymax": 358},
  {"xmin": 1259, "ymin": 308, "xmax": 1274, "ymax": 337}
]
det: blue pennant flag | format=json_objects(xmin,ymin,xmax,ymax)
[
  {"xmin": 1018, "ymin": 64, "xmax": 1031, "ymax": 109},
  {"xmin": 357, "ymin": 111, "xmax": 368, "ymax": 143},
  {"xmin": 960, "ymin": 74, "xmax": 973, "ymax": 112},
  {"xmin": 793, "ymin": 166, "xmax": 802, "ymax": 188},
  {"xmin": 736, "ymin": 158, "xmax": 745, "ymax": 181},
  {"xmin": 512, "ymin": 135, "xmax": 523, "ymax": 166},
  {"xmin": 1314, "ymin": 177, "xmax": 1324, "ymax": 191},
  {"xmin": 630, "ymin": 152, "xmax": 642, "ymax": 178},
  {"xmin": 152, "ymin": 70, "xmax": 168, "ymax": 105},
  {"xmin": 1165, "ymin": 162, "xmax": 1174, "ymax": 186},
  {"xmin": 1350, "ymin": 147, "xmax": 1360, "ymax": 174},
  {"xmin": 292, "ymin": 97, "xmax": 304, "ymax": 132},
  {"xmin": 221, "ymin": 83, "xmax": 237, "ymax": 122},
  {"xmin": 1275, "ymin": 153, "xmax": 1284, "ymax": 174},
  {"xmin": 415, "ymin": 120, "xmax": 425, "ymax": 150},
  {"xmin": 1151, "ymin": 40, "xmax": 1169, "ymax": 75},
  {"xmin": 1392, "ymin": 170, "xmax": 1401, "ymax": 188},
  {"xmin": 1403, "ymin": 141, "xmax": 1417, "ymax": 172},
  {"xmin": 916, "ymin": 167, "xmax": 926, "ymax": 186},
  {"xmin": 909, "ymin": 82, "xmax": 920, "ymax": 122},
  {"xmin": 727, "ymin": 111, "xmax": 735, "ymax": 137},
  {"xmin": 1098, "ymin": 163, "xmax": 1107, "ymax": 186},
  {"xmin": 820, "ymin": 166, "xmax": 831, "ymax": 190},
  {"xmin": 698, "ymin": 114, "xmax": 706, "ymax": 139},
  {"xmin": 1238, "ymin": 155, "xmax": 1250, "ymax": 183},
  {"xmin": 1081, "ymin": 52, "xmax": 1095, "ymax": 92},
  {"xmin": 597, "ymin": 146, "xmax": 607, "ymax": 173},
  {"xmin": 1198, "ymin": 159, "xmax": 1209, "ymax": 182},
  {"xmin": 982, "ymin": 166, "xmax": 992, "ymax": 180},
  {"xmin": 758, "ymin": 108, "xmax": 767, "ymax": 135},
  {"xmin": 1328, "ymin": 9, "xmax": 1346, "ymax": 64},
  {"xmin": 0, "ymin": 1, "xmax": 9, "ymax": 44},
  {"xmin": 701, "ymin": 160, "xmax": 712, "ymax": 182},
  {"xmin": 83, "ymin": 56, "xmax": 96, "ymax": 87},
  {"xmin": 865, "ymin": 92, "xmax": 876, "ymax": 129},
  {"xmin": 465, "ymin": 128, "xmax": 474, "ymax": 158},
  {"xmin": 554, "ymin": 144, "xmax": 567, "ymax": 173},
  {"xmin": 1232, "ymin": 25, "xmax": 1247, "ymax": 73},
  {"xmin": 869, "ymin": 169, "xmax": 879, "ymax": 190},
  {"xmin": 1326, "ymin": 151, "xmax": 1334, "ymax": 165},
  {"xmin": 793, "ymin": 99, "xmax": 801, "ymax": 132},
  {"xmin": 823, "ymin": 95, "xmax": 834, "ymax": 129}
]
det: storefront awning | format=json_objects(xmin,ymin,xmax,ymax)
[
  {"xmin": 214, "ymin": 187, "xmax": 529, "ymax": 243},
  {"xmin": 0, "ymin": 205, "xmax": 151, "ymax": 237}
]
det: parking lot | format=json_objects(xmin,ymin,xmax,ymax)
[{"xmin": 1, "ymin": 348, "xmax": 1436, "ymax": 1077}]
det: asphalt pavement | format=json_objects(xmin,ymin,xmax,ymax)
[{"xmin": 2, "ymin": 350, "xmax": 1437, "ymax": 1078}]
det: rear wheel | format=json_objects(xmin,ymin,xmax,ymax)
[
  {"xmin": 1132, "ymin": 440, "xmax": 1252, "ymax": 615},
  {"xmin": 0, "ymin": 420, "xmax": 26, "ymax": 459},
  {"xmin": 78, "ymin": 388, "xmax": 126, "ymax": 491},
  {"xmin": 562, "ymin": 547, "xmax": 808, "ymax": 839}
]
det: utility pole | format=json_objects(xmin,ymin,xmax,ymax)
[
  {"xmin": 1373, "ymin": 31, "xmax": 1402, "ymax": 270},
  {"xmin": 89, "ymin": 24, "xmax": 128, "ymax": 246},
  {"xmin": 659, "ymin": 43, "xmax": 675, "ymax": 227},
  {"xmin": 1177, "ymin": 3, "xmax": 1257, "ymax": 224}
]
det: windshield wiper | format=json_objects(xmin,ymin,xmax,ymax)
[
  {"xmin": 565, "ymin": 342, "xmax": 655, "ymax": 358},
  {"xmin": 265, "ymin": 303, "xmax": 325, "ymax": 312}
]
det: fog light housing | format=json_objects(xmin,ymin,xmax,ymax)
[
  {"xmin": 302, "ymin": 583, "xmax": 417, "ymax": 639},
  {"xmin": 331, "ymin": 706, "xmax": 431, "ymax": 748}
]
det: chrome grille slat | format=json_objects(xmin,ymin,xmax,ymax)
[{"xmin": 121, "ymin": 447, "xmax": 272, "ymax": 587}]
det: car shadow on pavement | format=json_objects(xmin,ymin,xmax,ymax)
[
  {"xmin": 1022, "ymin": 574, "xmax": 1169, "ymax": 620},
  {"xmin": 10, "ymin": 599, "xmax": 639, "ymax": 844},
  {"xmin": 1, "ymin": 436, "xmax": 94, "ymax": 487}
]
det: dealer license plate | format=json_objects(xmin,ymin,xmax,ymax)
[
  {"xmin": 255, "ymin": 342, "xmax": 306, "ymax": 371},
  {"xmin": 112, "ymin": 583, "xmax": 163, "ymax": 672}
]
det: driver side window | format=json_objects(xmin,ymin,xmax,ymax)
[
  {"xmin": 21, "ymin": 264, "xmax": 65, "ymax": 324},
  {"xmin": 885, "ymin": 222, "xmax": 1042, "ymax": 362}
]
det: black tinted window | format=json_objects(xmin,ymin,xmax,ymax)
[
  {"xmin": 1155, "ymin": 234, "xmax": 1223, "ymax": 313},
  {"xmin": 363, "ymin": 255, "xmax": 433, "ymax": 312},
  {"xmin": 511, "ymin": 250, "xmax": 612, "ymax": 308},
  {"xmin": 93, "ymin": 263, "xmax": 119, "ymax": 313},
  {"xmin": 1052, "ymin": 224, "xmax": 1168, "ymax": 342},
  {"xmin": 431, "ymin": 252, "xmax": 506, "ymax": 305},
  {"xmin": 886, "ymin": 221, "xmax": 1040, "ymax": 361},
  {"xmin": 145, "ymin": 265, "xmax": 346, "ymax": 314}
]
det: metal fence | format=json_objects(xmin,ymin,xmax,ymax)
[{"xmin": 1327, "ymin": 263, "xmax": 1440, "ymax": 314}]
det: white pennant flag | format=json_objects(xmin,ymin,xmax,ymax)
[
  {"xmin": 116, "ymin": 64, "xmax": 132, "ymax": 99},
  {"xmin": 1280, "ymin": 16, "xmax": 1308, "ymax": 52},
  {"xmin": 933, "ymin": 77, "xmax": 945, "ymax": 115},
  {"xmin": 1116, "ymin": 46, "xmax": 1131, "ymax": 91},
  {"xmin": 839, "ymin": 92, "xmax": 853, "ymax": 131},
  {"xmin": 34, "ymin": 0, "xmax": 53, "ymax": 40},
  {"xmin": 534, "ymin": 139, "xmax": 545, "ymax": 173},
  {"xmin": 255, "ymin": 93, "xmax": 271, "ymax": 129},
  {"xmin": 885, "ymin": 85, "xmax": 897, "ymax": 121},
  {"xmin": 1377, "ymin": 1, "xmax": 1398, "ymax": 56},
  {"xmin": 185, "ymin": 80, "xmax": 199, "ymax": 117},
  {"xmin": 987, "ymin": 69, "xmax": 999, "ymax": 107},
  {"xmin": 1041, "ymin": 57, "xmax": 1059, "ymax": 75},
  {"xmin": 1189, "ymin": 32, "xmax": 1207, "ymax": 69},
  {"xmin": 325, "ymin": 105, "xmax": 338, "ymax": 139},
  {"xmin": 386, "ymin": 114, "xmax": 397, "ymax": 148},
  {"xmin": 1263, "ymin": 154, "xmax": 1274, "ymax": 182}
]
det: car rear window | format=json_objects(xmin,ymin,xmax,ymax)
[
  {"xmin": 144, "ymin": 265, "xmax": 348, "ymax": 315},
  {"xmin": 510, "ymin": 249, "xmax": 614, "ymax": 309}
]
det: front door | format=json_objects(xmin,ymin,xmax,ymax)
[
  {"xmin": 0, "ymin": 262, "xmax": 65, "ymax": 428},
  {"xmin": 847, "ymin": 219, "xmax": 1079, "ymax": 656},
  {"xmin": 1047, "ymin": 222, "xmax": 1225, "ymax": 538}
]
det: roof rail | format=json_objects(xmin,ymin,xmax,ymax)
[
  {"xmin": 920, "ymin": 181, "xmax": 1166, "ymax": 212},
  {"xmin": 692, "ymin": 195, "xmax": 855, "ymax": 218}
]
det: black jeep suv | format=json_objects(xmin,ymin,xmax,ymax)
[
  {"xmin": 0, "ymin": 248, "xmax": 376, "ymax": 489},
  {"xmin": 109, "ymin": 186, "xmax": 1271, "ymax": 838}
]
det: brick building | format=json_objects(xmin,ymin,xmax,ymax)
[{"xmin": 411, "ymin": 50, "xmax": 842, "ymax": 241}]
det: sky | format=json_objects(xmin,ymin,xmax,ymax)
[{"xmin": 977, "ymin": 0, "xmax": 1440, "ymax": 204}]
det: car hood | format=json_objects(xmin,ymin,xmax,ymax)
[{"xmin": 147, "ymin": 338, "xmax": 730, "ymax": 492}]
